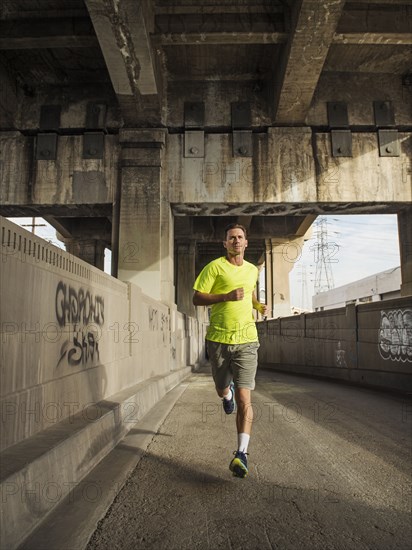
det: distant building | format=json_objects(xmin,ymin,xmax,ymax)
[{"xmin": 313, "ymin": 267, "xmax": 401, "ymax": 311}]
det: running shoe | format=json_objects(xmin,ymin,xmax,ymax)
[
  {"xmin": 229, "ymin": 451, "xmax": 248, "ymax": 478},
  {"xmin": 222, "ymin": 382, "xmax": 235, "ymax": 415}
]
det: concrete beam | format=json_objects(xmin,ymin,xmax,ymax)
[
  {"xmin": 85, "ymin": 0, "xmax": 134, "ymax": 97},
  {"xmin": 0, "ymin": 17, "xmax": 98, "ymax": 50},
  {"xmin": 0, "ymin": 36, "xmax": 98, "ymax": 50},
  {"xmin": 154, "ymin": 5, "xmax": 286, "ymax": 44},
  {"xmin": 0, "ymin": 3, "xmax": 88, "ymax": 20},
  {"xmin": 43, "ymin": 216, "xmax": 73, "ymax": 239},
  {"xmin": 333, "ymin": 4, "xmax": 412, "ymax": 45},
  {"xmin": 171, "ymin": 203, "xmax": 410, "ymax": 217},
  {"xmin": 44, "ymin": 216, "xmax": 112, "ymax": 243},
  {"xmin": 237, "ymin": 216, "xmax": 253, "ymax": 233},
  {"xmin": 294, "ymin": 215, "xmax": 317, "ymax": 238},
  {"xmin": 156, "ymin": 32, "xmax": 288, "ymax": 45},
  {"xmin": 337, "ymin": 5, "xmax": 412, "ymax": 34},
  {"xmin": 333, "ymin": 33, "xmax": 412, "ymax": 46},
  {"xmin": 349, "ymin": 0, "xmax": 411, "ymax": 4},
  {"xmin": 155, "ymin": 5, "xmax": 285, "ymax": 15},
  {"xmin": 121, "ymin": 0, "xmax": 158, "ymax": 96},
  {"xmin": 85, "ymin": 1, "xmax": 158, "ymax": 94},
  {"xmin": 273, "ymin": 0, "xmax": 346, "ymax": 124},
  {"xmin": 0, "ymin": 61, "xmax": 18, "ymax": 128},
  {"xmin": 85, "ymin": 0, "xmax": 159, "ymax": 124}
]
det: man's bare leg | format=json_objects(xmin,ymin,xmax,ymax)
[{"xmin": 235, "ymin": 387, "xmax": 253, "ymax": 436}]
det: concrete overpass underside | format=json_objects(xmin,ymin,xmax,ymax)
[
  {"xmin": 1, "ymin": 2, "xmax": 412, "ymax": 548},
  {"xmin": 0, "ymin": 0, "xmax": 411, "ymax": 308}
]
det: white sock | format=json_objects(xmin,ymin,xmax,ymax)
[
  {"xmin": 238, "ymin": 433, "xmax": 250, "ymax": 454},
  {"xmin": 223, "ymin": 388, "xmax": 233, "ymax": 401}
]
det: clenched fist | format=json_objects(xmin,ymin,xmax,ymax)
[{"xmin": 225, "ymin": 288, "xmax": 244, "ymax": 301}]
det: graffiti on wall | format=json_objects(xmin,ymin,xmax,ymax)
[
  {"xmin": 378, "ymin": 309, "xmax": 412, "ymax": 362},
  {"xmin": 148, "ymin": 306, "xmax": 159, "ymax": 331},
  {"xmin": 55, "ymin": 281, "xmax": 104, "ymax": 367},
  {"xmin": 148, "ymin": 306, "xmax": 169, "ymax": 346},
  {"xmin": 335, "ymin": 341, "xmax": 347, "ymax": 368}
]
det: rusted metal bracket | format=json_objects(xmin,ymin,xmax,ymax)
[
  {"xmin": 330, "ymin": 130, "xmax": 352, "ymax": 158},
  {"xmin": 378, "ymin": 129, "xmax": 400, "ymax": 157},
  {"xmin": 83, "ymin": 132, "xmax": 104, "ymax": 159},
  {"xmin": 36, "ymin": 133, "xmax": 58, "ymax": 160},
  {"xmin": 327, "ymin": 102, "xmax": 352, "ymax": 157},
  {"xmin": 233, "ymin": 131, "xmax": 252, "ymax": 158},
  {"xmin": 83, "ymin": 102, "xmax": 107, "ymax": 159},
  {"xmin": 374, "ymin": 101, "xmax": 399, "ymax": 157},
  {"xmin": 373, "ymin": 101, "xmax": 394, "ymax": 127},
  {"xmin": 231, "ymin": 102, "xmax": 252, "ymax": 157},
  {"xmin": 184, "ymin": 102, "xmax": 204, "ymax": 158},
  {"xmin": 327, "ymin": 101, "xmax": 348, "ymax": 127},
  {"xmin": 36, "ymin": 105, "xmax": 61, "ymax": 160},
  {"xmin": 184, "ymin": 102, "xmax": 204, "ymax": 128},
  {"xmin": 184, "ymin": 131, "xmax": 204, "ymax": 158},
  {"xmin": 39, "ymin": 105, "xmax": 61, "ymax": 131},
  {"xmin": 86, "ymin": 102, "xmax": 107, "ymax": 129}
]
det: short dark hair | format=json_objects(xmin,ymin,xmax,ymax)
[{"xmin": 224, "ymin": 223, "xmax": 247, "ymax": 239}]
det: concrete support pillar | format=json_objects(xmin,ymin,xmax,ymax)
[
  {"xmin": 398, "ymin": 207, "xmax": 412, "ymax": 297},
  {"xmin": 64, "ymin": 238, "xmax": 106, "ymax": 270},
  {"xmin": 161, "ymin": 197, "xmax": 175, "ymax": 307},
  {"xmin": 265, "ymin": 238, "xmax": 303, "ymax": 318},
  {"xmin": 118, "ymin": 129, "xmax": 174, "ymax": 304},
  {"xmin": 264, "ymin": 240, "xmax": 274, "ymax": 317},
  {"xmin": 176, "ymin": 241, "xmax": 196, "ymax": 317}
]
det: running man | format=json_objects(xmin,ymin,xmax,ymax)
[{"xmin": 193, "ymin": 223, "xmax": 267, "ymax": 478}]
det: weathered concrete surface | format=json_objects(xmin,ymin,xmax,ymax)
[
  {"xmin": 117, "ymin": 129, "xmax": 171, "ymax": 302},
  {"xmin": 18, "ymin": 382, "xmax": 189, "ymax": 550},
  {"xmin": 0, "ymin": 217, "xmax": 207, "ymax": 549},
  {"xmin": 258, "ymin": 298, "xmax": 412, "ymax": 393},
  {"xmin": 0, "ymin": 133, "xmax": 118, "ymax": 208},
  {"xmin": 167, "ymin": 129, "xmax": 412, "ymax": 210},
  {"xmin": 77, "ymin": 369, "xmax": 411, "ymax": 550},
  {"xmin": 1, "ymin": 367, "xmax": 191, "ymax": 550}
]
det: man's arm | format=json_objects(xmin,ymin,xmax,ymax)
[
  {"xmin": 193, "ymin": 288, "xmax": 244, "ymax": 306},
  {"xmin": 252, "ymin": 291, "xmax": 268, "ymax": 316}
]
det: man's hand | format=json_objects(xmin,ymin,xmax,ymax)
[
  {"xmin": 225, "ymin": 287, "xmax": 244, "ymax": 301},
  {"xmin": 193, "ymin": 288, "xmax": 244, "ymax": 306},
  {"xmin": 258, "ymin": 303, "xmax": 268, "ymax": 317},
  {"xmin": 252, "ymin": 291, "xmax": 268, "ymax": 316}
]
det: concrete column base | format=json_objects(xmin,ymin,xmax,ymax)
[{"xmin": 64, "ymin": 238, "xmax": 106, "ymax": 270}]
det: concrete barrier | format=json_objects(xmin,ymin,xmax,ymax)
[
  {"xmin": 0, "ymin": 217, "xmax": 204, "ymax": 548},
  {"xmin": 258, "ymin": 298, "xmax": 412, "ymax": 393}
]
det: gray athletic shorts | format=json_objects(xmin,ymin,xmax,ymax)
[{"xmin": 206, "ymin": 340, "xmax": 260, "ymax": 391}]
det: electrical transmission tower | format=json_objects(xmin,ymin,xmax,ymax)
[
  {"xmin": 296, "ymin": 264, "xmax": 312, "ymax": 310},
  {"xmin": 311, "ymin": 218, "xmax": 337, "ymax": 294}
]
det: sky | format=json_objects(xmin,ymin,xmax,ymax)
[
  {"xmin": 7, "ymin": 217, "xmax": 112, "ymax": 274},
  {"xmin": 8, "ymin": 214, "xmax": 401, "ymax": 310},
  {"xmin": 289, "ymin": 214, "xmax": 400, "ymax": 310}
]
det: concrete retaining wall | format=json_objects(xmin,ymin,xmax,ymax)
[
  {"xmin": 258, "ymin": 298, "xmax": 412, "ymax": 393},
  {"xmin": 0, "ymin": 215, "xmax": 201, "ymax": 450},
  {"xmin": 0, "ymin": 216, "xmax": 206, "ymax": 548}
]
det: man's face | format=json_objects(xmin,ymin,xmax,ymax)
[{"xmin": 223, "ymin": 228, "xmax": 248, "ymax": 257}]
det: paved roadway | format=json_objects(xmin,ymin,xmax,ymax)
[{"xmin": 86, "ymin": 368, "xmax": 411, "ymax": 550}]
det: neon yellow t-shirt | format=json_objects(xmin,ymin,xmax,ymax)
[{"xmin": 193, "ymin": 256, "xmax": 259, "ymax": 344}]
